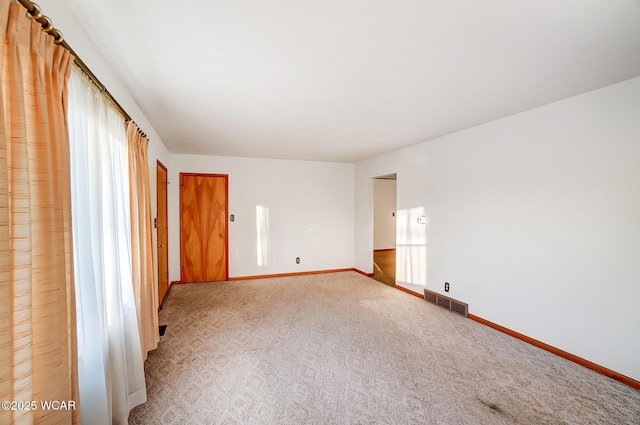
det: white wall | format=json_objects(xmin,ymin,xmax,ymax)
[
  {"xmin": 355, "ymin": 77, "xmax": 640, "ymax": 382},
  {"xmin": 44, "ymin": 1, "xmax": 170, "ymax": 166},
  {"xmin": 44, "ymin": 0, "xmax": 171, "ymax": 288},
  {"xmin": 169, "ymin": 154, "xmax": 354, "ymax": 280},
  {"xmin": 373, "ymin": 179, "xmax": 396, "ymax": 250}
]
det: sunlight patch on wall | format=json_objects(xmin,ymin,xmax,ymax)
[
  {"xmin": 396, "ymin": 207, "xmax": 427, "ymax": 286},
  {"xmin": 256, "ymin": 205, "xmax": 270, "ymax": 267}
]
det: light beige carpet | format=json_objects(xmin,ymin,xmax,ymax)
[{"xmin": 129, "ymin": 272, "xmax": 640, "ymax": 424}]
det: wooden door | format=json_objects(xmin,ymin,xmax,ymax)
[
  {"xmin": 180, "ymin": 173, "xmax": 228, "ymax": 282},
  {"xmin": 156, "ymin": 161, "xmax": 169, "ymax": 307}
]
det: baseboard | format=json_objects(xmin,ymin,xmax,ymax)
[
  {"xmin": 160, "ymin": 280, "xmax": 183, "ymax": 312},
  {"xmin": 468, "ymin": 314, "xmax": 640, "ymax": 391},
  {"xmin": 353, "ymin": 268, "xmax": 374, "ymax": 277},
  {"xmin": 229, "ymin": 268, "xmax": 355, "ymax": 281},
  {"xmin": 159, "ymin": 287, "xmax": 171, "ymax": 311},
  {"xmin": 393, "ymin": 285, "xmax": 425, "ymax": 299},
  {"xmin": 354, "ymin": 269, "xmax": 424, "ymax": 299}
]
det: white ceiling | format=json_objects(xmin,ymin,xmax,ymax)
[{"xmin": 62, "ymin": 0, "xmax": 640, "ymax": 163}]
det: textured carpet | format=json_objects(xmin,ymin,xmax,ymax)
[{"xmin": 129, "ymin": 272, "xmax": 640, "ymax": 424}]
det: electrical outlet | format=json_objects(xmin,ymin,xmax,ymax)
[
  {"xmin": 444, "ymin": 282, "xmax": 450, "ymax": 292},
  {"xmin": 296, "ymin": 257, "xmax": 300, "ymax": 264}
]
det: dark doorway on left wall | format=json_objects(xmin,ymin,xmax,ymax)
[{"xmin": 157, "ymin": 161, "xmax": 170, "ymax": 308}]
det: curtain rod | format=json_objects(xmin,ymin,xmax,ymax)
[{"xmin": 16, "ymin": 0, "xmax": 148, "ymax": 137}]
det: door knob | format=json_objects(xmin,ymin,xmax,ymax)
[
  {"xmin": 158, "ymin": 244, "xmax": 164, "ymax": 248},
  {"xmin": 219, "ymin": 233, "xmax": 225, "ymax": 238}
]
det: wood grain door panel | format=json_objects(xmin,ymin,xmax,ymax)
[
  {"xmin": 180, "ymin": 174, "xmax": 228, "ymax": 282},
  {"xmin": 156, "ymin": 161, "xmax": 169, "ymax": 307}
]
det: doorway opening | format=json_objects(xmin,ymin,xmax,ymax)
[
  {"xmin": 373, "ymin": 174, "xmax": 397, "ymax": 286},
  {"xmin": 156, "ymin": 161, "xmax": 169, "ymax": 308}
]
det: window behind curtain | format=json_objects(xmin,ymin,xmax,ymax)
[{"xmin": 67, "ymin": 67, "xmax": 146, "ymax": 425}]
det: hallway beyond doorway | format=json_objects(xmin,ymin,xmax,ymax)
[{"xmin": 373, "ymin": 249, "xmax": 395, "ymax": 286}]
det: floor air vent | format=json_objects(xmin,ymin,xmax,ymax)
[
  {"xmin": 424, "ymin": 291, "xmax": 437, "ymax": 304},
  {"xmin": 423, "ymin": 289, "xmax": 468, "ymax": 317}
]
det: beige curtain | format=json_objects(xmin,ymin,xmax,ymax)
[
  {"xmin": 127, "ymin": 122, "xmax": 159, "ymax": 360},
  {"xmin": 0, "ymin": 1, "xmax": 79, "ymax": 424}
]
